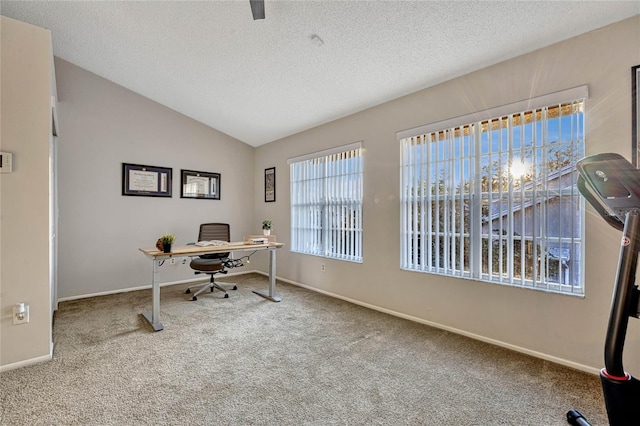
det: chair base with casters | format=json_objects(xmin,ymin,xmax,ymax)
[{"xmin": 185, "ymin": 257, "xmax": 238, "ymax": 301}]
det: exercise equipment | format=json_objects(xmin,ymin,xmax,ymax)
[
  {"xmin": 567, "ymin": 153, "xmax": 640, "ymax": 425},
  {"xmin": 567, "ymin": 409, "xmax": 591, "ymax": 426}
]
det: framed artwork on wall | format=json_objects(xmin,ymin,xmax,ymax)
[
  {"xmin": 180, "ymin": 169, "xmax": 220, "ymax": 200},
  {"xmin": 122, "ymin": 163, "xmax": 172, "ymax": 197},
  {"xmin": 265, "ymin": 167, "xmax": 275, "ymax": 202},
  {"xmin": 633, "ymin": 64, "xmax": 639, "ymax": 167}
]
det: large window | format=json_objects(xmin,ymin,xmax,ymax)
[
  {"xmin": 399, "ymin": 87, "xmax": 587, "ymax": 295},
  {"xmin": 289, "ymin": 142, "xmax": 363, "ymax": 262}
]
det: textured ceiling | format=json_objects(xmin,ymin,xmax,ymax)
[{"xmin": 2, "ymin": 1, "xmax": 639, "ymax": 147}]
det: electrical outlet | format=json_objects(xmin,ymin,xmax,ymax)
[
  {"xmin": 170, "ymin": 258, "xmax": 176, "ymax": 265},
  {"xmin": 13, "ymin": 304, "xmax": 29, "ymax": 325},
  {"xmin": 321, "ymin": 264, "xmax": 326, "ymax": 272}
]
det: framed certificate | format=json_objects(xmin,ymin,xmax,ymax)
[
  {"xmin": 265, "ymin": 167, "xmax": 275, "ymax": 202},
  {"xmin": 122, "ymin": 163, "xmax": 172, "ymax": 197},
  {"xmin": 181, "ymin": 169, "xmax": 220, "ymax": 200}
]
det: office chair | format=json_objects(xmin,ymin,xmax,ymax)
[{"xmin": 185, "ymin": 223, "xmax": 238, "ymax": 301}]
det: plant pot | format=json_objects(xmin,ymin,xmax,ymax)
[
  {"xmin": 163, "ymin": 243, "xmax": 172, "ymax": 253},
  {"xmin": 263, "ymin": 229, "xmax": 271, "ymax": 236}
]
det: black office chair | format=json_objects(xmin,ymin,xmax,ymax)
[{"xmin": 185, "ymin": 223, "xmax": 238, "ymax": 301}]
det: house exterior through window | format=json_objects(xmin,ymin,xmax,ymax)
[{"xmin": 398, "ymin": 86, "xmax": 587, "ymax": 295}]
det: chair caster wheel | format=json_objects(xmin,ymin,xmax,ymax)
[
  {"xmin": 192, "ymin": 296, "xmax": 198, "ymax": 301},
  {"xmin": 224, "ymin": 294, "xmax": 229, "ymax": 298},
  {"xmin": 210, "ymin": 287, "xmax": 215, "ymax": 292},
  {"xmin": 185, "ymin": 288, "xmax": 191, "ymax": 294},
  {"xmin": 232, "ymin": 286, "xmax": 238, "ymax": 290}
]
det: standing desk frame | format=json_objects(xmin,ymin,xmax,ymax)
[{"xmin": 139, "ymin": 242, "xmax": 284, "ymax": 331}]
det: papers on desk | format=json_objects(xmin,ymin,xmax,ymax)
[{"xmin": 195, "ymin": 240, "xmax": 229, "ymax": 247}]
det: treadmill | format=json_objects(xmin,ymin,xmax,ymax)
[{"xmin": 567, "ymin": 153, "xmax": 640, "ymax": 426}]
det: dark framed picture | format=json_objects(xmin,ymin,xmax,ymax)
[
  {"xmin": 181, "ymin": 169, "xmax": 220, "ymax": 200},
  {"xmin": 122, "ymin": 163, "xmax": 172, "ymax": 197},
  {"xmin": 633, "ymin": 64, "xmax": 639, "ymax": 167},
  {"xmin": 265, "ymin": 167, "xmax": 275, "ymax": 202}
]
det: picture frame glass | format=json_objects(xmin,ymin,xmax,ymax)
[
  {"xmin": 265, "ymin": 167, "xmax": 276, "ymax": 202},
  {"xmin": 181, "ymin": 169, "xmax": 220, "ymax": 199},
  {"xmin": 122, "ymin": 163, "xmax": 172, "ymax": 197}
]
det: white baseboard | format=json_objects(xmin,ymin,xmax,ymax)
[
  {"xmin": 263, "ymin": 272, "xmax": 601, "ymax": 376},
  {"xmin": 0, "ymin": 351, "xmax": 52, "ymax": 373},
  {"xmin": 58, "ymin": 269, "xmax": 258, "ymax": 302}
]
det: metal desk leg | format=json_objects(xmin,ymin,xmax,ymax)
[
  {"xmin": 142, "ymin": 259, "xmax": 164, "ymax": 331},
  {"xmin": 252, "ymin": 247, "xmax": 282, "ymax": 302}
]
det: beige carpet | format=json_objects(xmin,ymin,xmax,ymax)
[{"xmin": 0, "ymin": 273, "xmax": 607, "ymax": 425}]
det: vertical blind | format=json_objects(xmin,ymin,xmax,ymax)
[
  {"xmin": 399, "ymin": 95, "xmax": 585, "ymax": 295},
  {"xmin": 289, "ymin": 144, "xmax": 363, "ymax": 262}
]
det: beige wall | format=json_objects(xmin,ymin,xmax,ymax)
[
  {"xmin": 253, "ymin": 16, "xmax": 640, "ymax": 372},
  {"xmin": 3, "ymin": 14, "xmax": 639, "ymax": 372},
  {"xmin": 54, "ymin": 58, "xmax": 256, "ymax": 299},
  {"xmin": 0, "ymin": 16, "xmax": 53, "ymax": 367}
]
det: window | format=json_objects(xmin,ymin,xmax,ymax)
[
  {"xmin": 289, "ymin": 142, "xmax": 363, "ymax": 262},
  {"xmin": 398, "ymin": 86, "xmax": 587, "ymax": 294}
]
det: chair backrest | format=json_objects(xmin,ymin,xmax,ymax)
[
  {"xmin": 198, "ymin": 223, "xmax": 230, "ymax": 242},
  {"xmin": 198, "ymin": 223, "xmax": 230, "ymax": 259}
]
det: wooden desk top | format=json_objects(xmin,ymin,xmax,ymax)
[{"xmin": 139, "ymin": 241, "xmax": 284, "ymax": 258}]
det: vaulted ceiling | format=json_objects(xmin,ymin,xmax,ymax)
[{"xmin": 2, "ymin": 1, "xmax": 638, "ymax": 146}]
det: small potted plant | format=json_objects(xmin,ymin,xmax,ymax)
[
  {"xmin": 159, "ymin": 234, "xmax": 175, "ymax": 253},
  {"xmin": 262, "ymin": 219, "xmax": 272, "ymax": 236}
]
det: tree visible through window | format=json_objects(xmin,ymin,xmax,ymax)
[{"xmin": 400, "ymin": 98, "xmax": 585, "ymax": 294}]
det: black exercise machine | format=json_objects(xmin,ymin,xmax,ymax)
[{"xmin": 567, "ymin": 153, "xmax": 640, "ymax": 426}]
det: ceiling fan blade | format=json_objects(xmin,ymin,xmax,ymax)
[{"xmin": 250, "ymin": 0, "xmax": 265, "ymax": 20}]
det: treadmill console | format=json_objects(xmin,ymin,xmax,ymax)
[{"xmin": 577, "ymin": 153, "xmax": 640, "ymax": 228}]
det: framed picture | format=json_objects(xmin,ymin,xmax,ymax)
[
  {"xmin": 181, "ymin": 169, "xmax": 220, "ymax": 200},
  {"xmin": 265, "ymin": 167, "xmax": 276, "ymax": 202},
  {"xmin": 122, "ymin": 163, "xmax": 172, "ymax": 197},
  {"xmin": 633, "ymin": 64, "xmax": 639, "ymax": 167}
]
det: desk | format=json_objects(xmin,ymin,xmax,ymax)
[{"xmin": 139, "ymin": 242, "xmax": 284, "ymax": 331}]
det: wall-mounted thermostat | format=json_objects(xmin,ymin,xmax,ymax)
[{"xmin": 0, "ymin": 152, "xmax": 13, "ymax": 173}]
